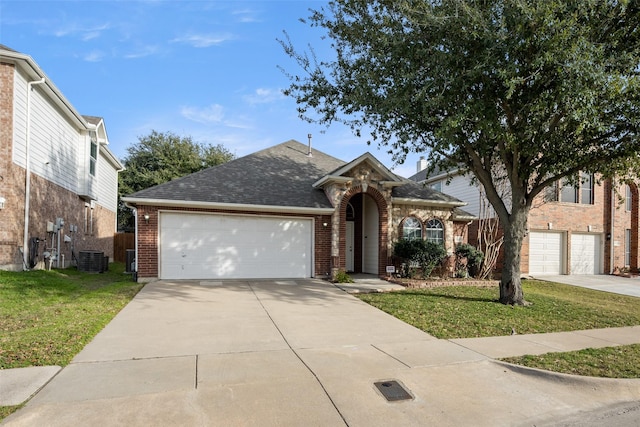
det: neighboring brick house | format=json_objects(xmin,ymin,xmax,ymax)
[
  {"xmin": 122, "ymin": 140, "xmax": 475, "ymax": 282},
  {"xmin": 0, "ymin": 45, "xmax": 123, "ymax": 271},
  {"xmin": 410, "ymin": 159, "xmax": 639, "ymax": 276}
]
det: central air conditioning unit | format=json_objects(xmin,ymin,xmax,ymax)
[{"xmin": 78, "ymin": 250, "xmax": 105, "ymax": 273}]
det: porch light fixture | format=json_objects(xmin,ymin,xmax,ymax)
[
  {"xmin": 144, "ymin": 214, "xmax": 150, "ymax": 224},
  {"xmin": 323, "ymin": 222, "xmax": 328, "ymax": 227}
]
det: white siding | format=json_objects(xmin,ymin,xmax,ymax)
[
  {"xmin": 427, "ymin": 172, "xmax": 509, "ymax": 218},
  {"xmin": 12, "ymin": 68, "xmax": 83, "ymax": 194},
  {"xmin": 441, "ymin": 175, "xmax": 483, "ymax": 217},
  {"xmin": 96, "ymin": 149, "xmax": 119, "ymax": 213}
]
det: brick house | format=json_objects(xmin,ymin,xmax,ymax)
[
  {"xmin": 410, "ymin": 159, "xmax": 639, "ymax": 276},
  {"xmin": 0, "ymin": 45, "xmax": 123, "ymax": 271},
  {"xmin": 122, "ymin": 140, "xmax": 475, "ymax": 282}
]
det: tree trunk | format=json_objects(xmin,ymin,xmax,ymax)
[{"xmin": 499, "ymin": 205, "xmax": 529, "ymax": 305}]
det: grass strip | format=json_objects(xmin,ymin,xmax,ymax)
[{"xmin": 501, "ymin": 344, "xmax": 640, "ymax": 378}]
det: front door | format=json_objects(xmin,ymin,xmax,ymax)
[{"xmin": 346, "ymin": 221, "xmax": 355, "ymax": 272}]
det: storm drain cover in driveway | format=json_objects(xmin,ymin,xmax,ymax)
[{"xmin": 374, "ymin": 380, "xmax": 413, "ymax": 401}]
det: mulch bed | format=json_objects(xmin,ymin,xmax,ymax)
[{"xmin": 386, "ymin": 277, "xmax": 500, "ymax": 289}]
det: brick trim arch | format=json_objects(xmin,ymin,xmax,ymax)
[{"xmin": 339, "ymin": 186, "xmax": 388, "ymax": 277}]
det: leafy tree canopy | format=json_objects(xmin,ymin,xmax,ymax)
[
  {"xmin": 118, "ymin": 130, "xmax": 235, "ymax": 231},
  {"xmin": 281, "ymin": 0, "xmax": 640, "ymax": 304}
]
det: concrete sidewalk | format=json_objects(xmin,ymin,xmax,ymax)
[{"xmin": 3, "ymin": 279, "xmax": 640, "ymax": 426}]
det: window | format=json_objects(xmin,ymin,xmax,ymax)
[
  {"xmin": 402, "ymin": 217, "xmax": 422, "ymax": 240},
  {"xmin": 560, "ymin": 178, "xmax": 577, "ymax": 203},
  {"xmin": 544, "ymin": 183, "xmax": 558, "ymax": 202},
  {"xmin": 555, "ymin": 173, "xmax": 594, "ymax": 204},
  {"xmin": 430, "ymin": 181, "xmax": 443, "ymax": 192},
  {"xmin": 346, "ymin": 203, "xmax": 355, "ymax": 221},
  {"xmin": 626, "ymin": 185, "xmax": 633, "ymax": 212},
  {"xmin": 425, "ymin": 218, "xmax": 444, "ymax": 245},
  {"xmin": 580, "ymin": 172, "xmax": 594, "ymax": 204},
  {"xmin": 625, "ymin": 229, "xmax": 632, "ymax": 266},
  {"xmin": 89, "ymin": 131, "xmax": 97, "ymax": 176}
]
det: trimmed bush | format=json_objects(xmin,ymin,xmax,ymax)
[
  {"xmin": 454, "ymin": 243, "xmax": 485, "ymax": 278},
  {"xmin": 394, "ymin": 239, "xmax": 447, "ymax": 278}
]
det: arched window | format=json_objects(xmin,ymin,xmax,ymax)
[
  {"xmin": 402, "ymin": 217, "xmax": 422, "ymax": 240},
  {"xmin": 425, "ymin": 219, "xmax": 444, "ymax": 245}
]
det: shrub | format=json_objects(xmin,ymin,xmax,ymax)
[
  {"xmin": 454, "ymin": 243, "xmax": 485, "ymax": 278},
  {"xmin": 394, "ymin": 239, "xmax": 447, "ymax": 278},
  {"xmin": 333, "ymin": 270, "xmax": 354, "ymax": 283}
]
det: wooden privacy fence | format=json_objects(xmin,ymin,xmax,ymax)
[{"xmin": 114, "ymin": 233, "xmax": 135, "ymax": 262}]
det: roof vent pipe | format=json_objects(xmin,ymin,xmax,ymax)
[{"xmin": 307, "ymin": 133, "xmax": 312, "ymax": 157}]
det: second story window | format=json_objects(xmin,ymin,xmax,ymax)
[
  {"xmin": 89, "ymin": 131, "xmax": 97, "ymax": 176},
  {"xmin": 430, "ymin": 181, "xmax": 443, "ymax": 192},
  {"xmin": 580, "ymin": 172, "xmax": 594, "ymax": 205},
  {"xmin": 560, "ymin": 178, "xmax": 577, "ymax": 203},
  {"xmin": 626, "ymin": 185, "xmax": 633, "ymax": 212},
  {"xmin": 548, "ymin": 173, "xmax": 595, "ymax": 205}
]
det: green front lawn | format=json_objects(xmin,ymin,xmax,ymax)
[
  {"xmin": 0, "ymin": 263, "xmax": 142, "ymax": 369},
  {"xmin": 357, "ymin": 280, "xmax": 640, "ymax": 339},
  {"xmin": 357, "ymin": 279, "xmax": 640, "ymax": 379}
]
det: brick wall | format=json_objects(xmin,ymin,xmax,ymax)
[
  {"xmin": 0, "ymin": 62, "xmax": 23, "ymax": 269},
  {"xmin": 24, "ymin": 174, "xmax": 116, "ymax": 268}
]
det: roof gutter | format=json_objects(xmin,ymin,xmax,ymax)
[
  {"xmin": 391, "ymin": 197, "xmax": 467, "ymax": 208},
  {"xmin": 121, "ymin": 197, "xmax": 335, "ymax": 215},
  {"xmin": 1, "ymin": 49, "xmax": 88, "ymax": 128}
]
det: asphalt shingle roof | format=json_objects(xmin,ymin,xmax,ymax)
[
  {"xmin": 391, "ymin": 180, "xmax": 464, "ymax": 203},
  {"xmin": 127, "ymin": 139, "xmax": 467, "ymax": 210},
  {"xmin": 127, "ymin": 140, "xmax": 346, "ymax": 208}
]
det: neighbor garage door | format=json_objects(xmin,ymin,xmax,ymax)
[
  {"xmin": 570, "ymin": 233, "xmax": 601, "ymax": 275},
  {"xmin": 159, "ymin": 212, "xmax": 313, "ymax": 279},
  {"xmin": 529, "ymin": 232, "xmax": 563, "ymax": 275}
]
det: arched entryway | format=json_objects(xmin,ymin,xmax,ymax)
[{"xmin": 339, "ymin": 187, "xmax": 388, "ymax": 276}]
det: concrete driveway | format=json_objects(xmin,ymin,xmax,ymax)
[
  {"xmin": 4, "ymin": 279, "xmax": 640, "ymax": 426},
  {"xmin": 534, "ymin": 274, "xmax": 640, "ymax": 297}
]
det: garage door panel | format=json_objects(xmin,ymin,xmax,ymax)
[
  {"xmin": 529, "ymin": 232, "xmax": 563, "ymax": 275},
  {"xmin": 570, "ymin": 234, "xmax": 600, "ymax": 275},
  {"xmin": 160, "ymin": 213, "xmax": 312, "ymax": 279}
]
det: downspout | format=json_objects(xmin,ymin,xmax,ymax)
[
  {"xmin": 124, "ymin": 202, "xmax": 138, "ymax": 280},
  {"xmin": 22, "ymin": 77, "xmax": 46, "ymax": 269},
  {"xmin": 610, "ymin": 177, "xmax": 616, "ymax": 274}
]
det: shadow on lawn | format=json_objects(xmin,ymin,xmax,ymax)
[{"xmin": 389, "ymin": 291, "xmax": 500, "ymax": 304}]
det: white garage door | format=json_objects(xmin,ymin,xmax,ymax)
[
  {"xmin": 570, "ymin": 233, "xmax": 601, "ymax": 275},
  {"xmin": 529, "ymin": 232, "xmax": 563, "ymax": 275},
  {"xmin": 160, "ymin": 212, "xmax": 313, "ymax": 280}
]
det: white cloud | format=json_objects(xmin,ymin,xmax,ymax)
[
  {"xmin": 83, "ymin": 50, "xmax": 105, "ymax": 62},
  {"xmin": 171, "ymin": 33, "xmax": 233, "ymax": 48},
  {"xmin": 244, "ymin": 88, "xmax": 285, "ymax": 105},
  {"xmin": 181, "ymin": 104, "xmax": 225, "ymax": 124},
  {"xmin": 232, "ymin": 8, "xmax": 261, "ymax": 23},
  {"xmin": 54, "ymin": 22, "xmax": 110, "ymax": 41},
  {"xmin": 124, "ymin": 45, "xmax": 160, "ymax": 59}
]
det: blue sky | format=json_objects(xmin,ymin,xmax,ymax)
[{"xmin": 0, "ymin": 0, "xmax": 424, "ymax": 178}]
